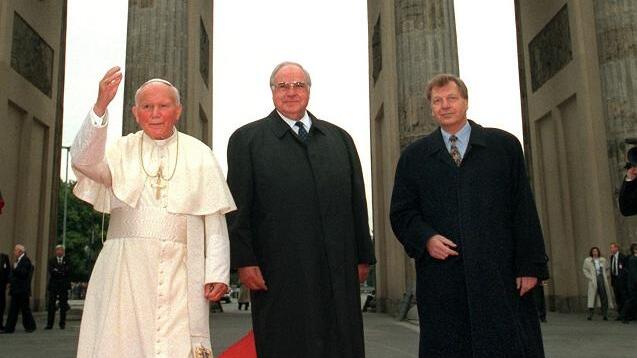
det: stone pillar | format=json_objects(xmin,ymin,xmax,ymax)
[
  {"xmin": 367, "ymin": 0, "xmax": 459, "ymax": 314},
  {"xmin": 592, "ymin": 0, "xmax": 637, "ymax": 244},
  {"xmin": 122, "ymin": 0, "xmax": 213, "ymax": 145}
]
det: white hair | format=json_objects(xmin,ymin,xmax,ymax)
[
  {"xmin": 269, "ymin": 61, "xmax": 312, "ymax": 89},
  {"xmin": 134, "ymin": 78, "xmax": 181, "ymax": 104},
  {"xmin": 15, "ymin": 244, "xmax": 25, "ymax": 253}
]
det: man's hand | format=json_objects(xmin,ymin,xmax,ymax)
[
  {"xmin": 358, "ymin": 264, "xmax": 370, "ymax": 283},
  {"xmin": 238, "ymin": 266, "xmax": 268, "ymax": 291},
  {"xmin": 626, "ymin": 167, "xmax": 637, "ymax": 181},
  {"xmin": 426, "ymin": 234, "xmax": 459, "ymax": 260},
  {"xmin": 204, "ymin": 282, "xmax": 228, "ymax": 302},
  {"xmin": 93, "ymin": 66, "xmax": 123, "ymax": 117},
  {"xmin": 516, "ymin": 276, "xmax": 537, "ymax": 296}
]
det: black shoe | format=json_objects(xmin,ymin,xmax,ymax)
[
  {"xmin": 615, "ymin": 317, "xmax": 622, "ymax": 321},
  {"xmin": 603, "ymin": 316, "xmax": 608, "ymax": 321},
  {"xmin": 25, "ymin": 328, "xmax": 35, "ymax": 333},
  {"xmin": 59, "ymin": 325, "xmax": 65, "ymax": 330},
  {"xmin": 44, "ymin": 326, "xmax": 53, "ymax": 330},
  {"xmin": 622, "ymin": 320, "xmax": 629, "ymax": 324},
  {"xmin": 587, "ymin": 316, "xmax": 592, "ymax": 321},
  {"xmin": 0, "ymin": 330, "xmax": 14, "ymax": 334}
]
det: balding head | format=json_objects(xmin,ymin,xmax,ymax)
[{"xmin": 14, "ymin": 244, "xmax": 25, "ymax": 258}]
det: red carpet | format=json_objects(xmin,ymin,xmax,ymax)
[{"xmin": 219, "ymin": 330, "xmax": 257, "ymax": 358}]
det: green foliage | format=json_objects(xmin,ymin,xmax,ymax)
[{"xmin": 55, "ymin": 179, "xmax": 108, "ymax": 282}]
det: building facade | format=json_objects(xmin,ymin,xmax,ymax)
[{"xmin": 0, "ymin": 0, "xmax": 67, "ymax": 309}]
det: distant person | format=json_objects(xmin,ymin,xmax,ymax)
[
  {"xmin": 619, "ymin": 148, "xmax": 637, "ymax": 216},
  {"xmin": 45, "ymin": 244, "xmax": 71, "ymax": 330},
  {"xmin": 226, "ymin": 61, "xmax": 376, "ymax": 358},
  {"xmin": 619, "ymin": 243, "xmax": 637, "ymax": 323},
  {"xmin": 609, "ymin": 242, "xmax": 627, "ymax": 317},
  {"xmin": 71, "ymin": 67, "xmax": 235, "ymax": 357},
  {"xmin": 0, "ymin": 245, "xmax": 36, "ymax": 333},
  {"xmin": 0, "ymin": 252, "xmax": 10, "ymax": 330},
  {"xmin": 237, "ymin": 284, "xmax": 250, "ymax": 311},
  {"xmin": 582, "ymin": 247, "xmax": 612, "ymax": 320},
  {"xmin": 390, "ymin": 73, "xmax": 549, "ymax": 357}
]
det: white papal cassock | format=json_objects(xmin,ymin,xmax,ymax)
[{"xmin": 71, "ymin": 110, "xmax": 236, "ymax": 358}]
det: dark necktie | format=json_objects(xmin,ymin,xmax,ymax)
[
  {"xmin": 295, "ymin": 122, "xmax": 309, "ymax": 142},
  {"xmin": 449, "ymin": 135, "xmax": 462, "ymax": 166}
]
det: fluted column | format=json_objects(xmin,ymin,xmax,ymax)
[
  {"xmin": 122, "ymin": 0, "xmax": 188, "ymax": 135},
  {"xmin": 395, "ymin": 0, "xmax": 459, "ymax": 148}
]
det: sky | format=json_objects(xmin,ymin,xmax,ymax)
[{"xmin": 62, "ymin": 0, "xmax": 522, "ymax": 214}]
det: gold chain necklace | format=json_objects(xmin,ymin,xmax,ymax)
[{"xmin": 139, "ymin": 131, "xmax": 179, "ymax": 199}]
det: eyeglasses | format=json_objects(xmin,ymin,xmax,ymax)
[{"xmin": 273, "ymin": 81, "xmax": 308, "ymax": 91}]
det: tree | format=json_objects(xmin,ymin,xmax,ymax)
[{"xmin": 56, "ymin": 179, "xmax": 108, "ymax": 282}]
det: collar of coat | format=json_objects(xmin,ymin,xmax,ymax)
[
  {"xmin": 266, "ymin": 110, "xmax": 327, "ymax": 139},
  {"xmin": 422, "ymin": 120, "xmax": 488, "ymax": 159}
]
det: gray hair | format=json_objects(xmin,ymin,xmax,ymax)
[
  {"xmin": 269, "ymin": 62, "xmax": 312, "ymax": 89},
  {"xmin": 15, "ymin": 244, "xmax": 25, "ymax": 253},
  {"xmin": 135, "ymin": 78, "xmax": 181, "ymax": 104}
]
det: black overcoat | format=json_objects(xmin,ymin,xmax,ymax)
[
  {"xmin": 9, "ymin": 255, "xmax": 34, "ymax": 297},
  {"xmin": 619, "ymin": 179, "xmax": 637, "ymax": 216},
  {"xmin": 47, "ymin": 256, "xmax": 71, "ymax": 292},
  {"xmin": 390, "ymin": 121, "xmax": 549, "ymax": 358},
  {"xmin": 227, "ymin": 110, "xmax": 376, "ymax": 358}
]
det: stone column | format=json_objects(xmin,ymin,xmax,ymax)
[
  {"xmin": 122, "ymin": 0, "xmax": 189, "ymax": 135},
  {"xmin": 395, "ymin": 0, "xmax": 459, "ymax": 148},
  {"xmin": 593, "ymin": 0, "xmax": 637, "ymax": 244}
]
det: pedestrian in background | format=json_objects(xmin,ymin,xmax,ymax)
[
  {"xmin": 619, "ymin": 243, "xmax": 637, "ymax": 323},
  {"xmin": 237, "ymin": 284, "xmax": 250, "ymax": 311},
  {"xmin": 45, "ymin": 244, "xmax": 71, "ymax": 330},
  {"xmin": 582, "ymin": 247, "xmax": 612, "ymax": 320},
  {"xmin": 609, "ymin": 242, "xmax": 627, "ymax": 318},
  {"xmin": 0, "ymin": 245, "xmax": 36, "ymax": 333},
  {"xmin": 0, "ymin": 252, "xmax": 10, "ymax": 330}
]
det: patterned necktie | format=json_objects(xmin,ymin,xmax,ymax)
[
  {"xmin": 295, "ymin": 122, "xmax": 309, "ymax": 142},
  {"xmin": 449, "ymin": 135, "xmax": 462, "ymax": 166}
]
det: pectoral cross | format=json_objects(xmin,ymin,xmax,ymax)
[{"xmin": 151, "ymin": 167, "xmax": 167, "ymax": 200}]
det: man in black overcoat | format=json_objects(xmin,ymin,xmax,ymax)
[
  {"xmin": 619, "ymin": 152, "xmax": 637, "ymax": 216},
  {"xmin": 226, "ymin": 62, "xmax": 376, "ymax": 358},
  {"xmin": 390, "ymin": 74, "xmax": 549, "ymax": 357},
  {"xmin": 1, "ymin": 244, "xmax": 36, "ymax": 333},
  {"xmin": 0, "ymin": 252, "xmax": 10, "ymax": 330},
  {"xmin": 609, "ymin": 242, "xmax": 627, "ymax": 316},
  {"xmin": 45, "ymin": 244, "xmax": 71, "ymax": 329}
]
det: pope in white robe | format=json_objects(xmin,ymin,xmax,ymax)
[{"xmin": 71, "ymin": 67, "xmax": 235, "ymax": 358}]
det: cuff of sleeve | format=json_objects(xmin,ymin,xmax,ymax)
[
  {"xmin": 516, "ymin": 261, "xmax": 549, "ymax": 281},
  {"xmin": 89, "ymin": 108, "xmax": 109, "ymax": 127},
  {"xmin": 205, "ymin": 259, "xmax": 230, "ymax": 286}
]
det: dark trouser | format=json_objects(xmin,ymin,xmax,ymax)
[
  {"xmin": 238, "ymin": 302, "xmax": 250, "ymax": 310},
  {"xmin": 47, "ymin": 288, "xmax": 69, "ymax": 327},
  {"xmin": 4, "ymin": 294, "xmax": 36, "ymax": 332},
  {"xmin": 611, "ymin": 275, "xmax": 626, "ymax": 313},
  {"xmin": 593, "ymin": 273, "xmax": 609, "ymax": 317},
  {"xmin": 0, "ymin": 286, "xmax": 6, "ymax": 327},
  {"xmin": 620, "ymin": 284, "xmax": 637, "ymax": 321}
]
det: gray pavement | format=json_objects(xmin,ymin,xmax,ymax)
[{"xmin": 0, "ymin": 305, "xmax": 635, "ymax": 357}]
